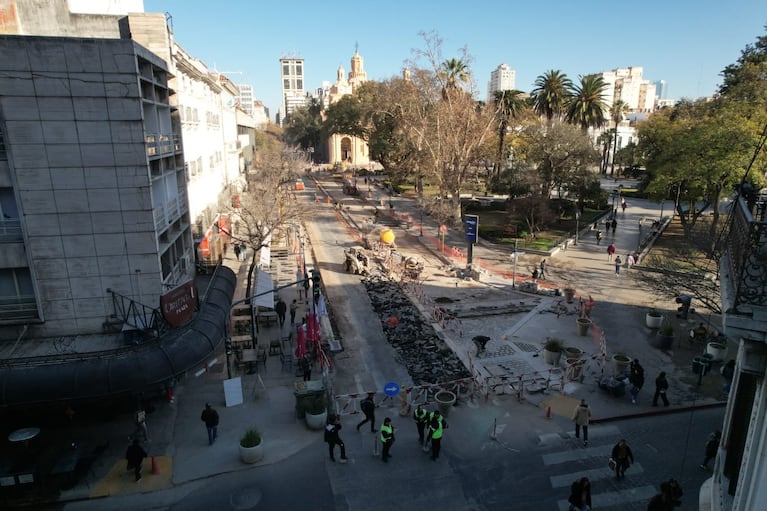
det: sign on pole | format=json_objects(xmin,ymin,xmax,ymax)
[
  {"xmin": 383, "ymin": 381, "xmax": 400, "ymax": 397},
  {"xmin": 465, "ymin": 215, "xmax": 479, "ymax": 244}
]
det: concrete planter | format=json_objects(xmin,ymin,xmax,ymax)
[
  {"xmin": 612, "ymin": 354, "xmax": 631, "ymax": 377},
  {"xmin": 564, "ymin": 346, "xmax": 583, "ymax": 359},
  {"xmin": 543, "ymin": 348, "xmax": 562, "ymax": 366},
  {"xmin": 646, "ymin": 313, "xmax": 664, "ymax": 329},
  {"xmin": 576, "ymin": 318, "xmax": 590, "ymax": 336},
  {"xmin": 239, "ymin": 443, "xmax": 264, "ymax": 464},
  {"xmin": 305, "ymin": 410, "xmax": 328, "ymax": 430},
  {"xmin": 706, "ymin": 342, "xmax": 728, "ymax": 362},
  {"xmin": 435, "ymin": 390, "xmax": 456, "ymax": 417}
]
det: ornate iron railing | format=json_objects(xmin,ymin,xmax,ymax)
[{"xmin": 727, "ymin": 194, "xmax": 767, "ymax": 308}]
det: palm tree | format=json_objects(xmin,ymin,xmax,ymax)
[
  {"xmin": 566, "ymin": 74, "xmax": 608, "ymax": 131},
  {"xmin": 493, "ymin": 89, "xmax": 526, "ymax": 179},
  {"xmin": 531, "ymin": 70, "xmax": 572, "ymax": 121},
  {"xmin": 440, "ymin": 58, "xmax": 469, "ymax": 90},
  {"xmin": 609, "ymin": 99, "xmax": 628, "ymax": 175}
]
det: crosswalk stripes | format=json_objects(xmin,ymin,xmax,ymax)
[{"xmin": 539, "ymin": 425, "xmax": 656, "ymax": 511}]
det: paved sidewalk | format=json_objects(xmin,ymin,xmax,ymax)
[{"xmin": 38, "ymin": 174, "xmax": 729, "ymax": 508}]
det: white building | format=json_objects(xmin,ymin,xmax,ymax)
[
  {"xmin": 279, "ymin": 56, "xmax": 307, "ymax": 125},
  {"xmin": 487, "ymin": 63, "xmax": 516, "ymax": 103},
  {"xmin": 599, "ymin": 67, "xmax": 656, "ymax": 112}
]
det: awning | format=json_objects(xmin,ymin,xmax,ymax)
[{"xmin": 254, "ymin": 269, "xmax": 274, "ymax": 310}]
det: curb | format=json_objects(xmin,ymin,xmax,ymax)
[{"xmin": 591, "ymin": 400, "xmax": 727, "ymax": 424}]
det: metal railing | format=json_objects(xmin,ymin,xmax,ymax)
[
  {"xmin": 726, "ymin": 194, "xmax": 767, "ymax": 308},
  {"xmin": 0, "ymin": 295, "xmax": 38, "ymax": 321},
  {"xmin": 0, "ymin": 219, "xmax": 22, "ymax": 242}
]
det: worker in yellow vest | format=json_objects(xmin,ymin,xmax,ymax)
[
  {"xmin": 380, "ymin": 417, "xmax": 395, "ymax": 463},
  {"xmin": 413, "ymin": 404, "xmax": 428, "ymax": 446},
  {"xmin": 428, "ymin": 409, "xmax": 447, "ymax": 461}
]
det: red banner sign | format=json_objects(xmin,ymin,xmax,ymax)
[{"xmin": 160, "ymin": 280, "xmax": 198, "ymax": 327}]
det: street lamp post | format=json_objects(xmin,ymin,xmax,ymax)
[
  {"xmin": 510, "ymin": 239, "xmax": 525, "ymax": 289},
  {"xmin": 574, "ymin": 211, "xmax": 580, "ymax": 246}
]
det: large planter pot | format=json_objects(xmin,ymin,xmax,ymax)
[
  {"xmin": 434, "ymin": 390, "xmax": 457, "ymax": 417},
  {"xmin": 564, "ymin": 346, "xmax": 583, "ymax": 360},
  {"xmin": 239, "ymin": 443, "xmax": 264, "ymax": 464},
  {"xmin": 576, "ymin": 318, "xmax": 590, "ymax": 337},
  {"xmin": 564, "ymin": 288, "xmax": 575, "ymax": 303},
  {"xmin": 612, "ymin": 354, "xmax": 631, "ymax": 377},
  {"xmin": 543, "ymin": 349, "xmax": 562, "ymax": 366},
  {"xmin": 706, "ymin": 342, "xmax": 728, "ymax": 362},
  {"xmin": 646, "ymin": 313, "xmax": 664, "ymax": 329},
  {"xmin": 305, "ymin": 409, "xmax": 328, "ymax": 430}
]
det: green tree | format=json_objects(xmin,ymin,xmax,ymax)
[
  {"xmin": 283, "ymin": 98, "xmax": 323, "ymax": 158},
  {"xmin": 440, "ymin": 57, "xmax": 470, "ymax": 91},
  {"xmin": 531, "ymin": 70, "xmax": 572, "ymax": 121},
  {"xmin": 493, "ymin": 89, "xmax": 527, "ymax": 179},
  {"xmin": 566, "ymin": 74, "xmax": 608, "ymax": 131},
  {"xmin": 323, "ymin": 95, "xmax": 367, "ymax": 139}
]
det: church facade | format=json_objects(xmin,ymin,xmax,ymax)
[{"xmin": 326, "ymin": 49, "xmax": 371, "ymax": 168}]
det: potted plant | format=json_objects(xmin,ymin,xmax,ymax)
[
  {"xmin": 563, "ymin": 288, "xmax": 576, "ymax": 303},
  {"xmin": 303, "ymin": 393, "xmax": 328, "ymax": 430},
  {"xmin": 654, "ymin": 322, "xmax": 675, "ymax": 350},
  {"xmin": 543, "ymin": 338, "xmax": 563, "ymax": 365},
  {"xmin": 239, "ymin": 428, "xmax": 264, "ymax": 464},
  {"xmin": 646, "ymin": 308, "xmax": 664, "ymax": 329},
  {"xmin": 612, "ymin": 353, "xmax": 631, "ymax": 377}
]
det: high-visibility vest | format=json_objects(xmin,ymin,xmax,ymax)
[
  {"xmin": 414, "ymin": 408, "xmax": 427, "ymax": 423},
  {"xmin": 431, "ymin": 418, "xmax": 443, "ymax": 439},
  {"xmin": 380, "ymin": 424, "xmax": 393, "ymax": 443}
]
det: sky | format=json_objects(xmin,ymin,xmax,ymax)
[{"xmin": 143, "ymin": 0, "xmax": 766, "ymax": 118}]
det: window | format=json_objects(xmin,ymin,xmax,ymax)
[
  {"xmin": 284, "ymin": 79, "xmax": 290, "ymax": 89},
  {"xmin": 0, "ymin": 268, "xmax": 38, "ymax": 321},
  {"xmin": 0, "ymin": 128, "xmax": 6, "ymax": 160},
  {"xmin": 297, "ymin": 80, "xmax": 303, "ymax": 90},
  {"xmin": 283, "ymin": 64, "xmax": 289, "ymax": 75},
  {"xmin": 296, "ymin": 64, "xmax": 302, "ymax": 76}
]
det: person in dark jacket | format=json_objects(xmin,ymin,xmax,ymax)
[
  {"xmin": 357, "ymin": 393, "xmax": 376, "ymax": 432},
  {"xmin": 275, "ymin": 298, "xmax": 287, "ymax": 327},
  {"xmin": 324, "ymin": 415, "xmax": 347, "ymax": 463},
  {"xmin": 701, "ymin": 430, "xmax": 721, "ymax": 469},
  {"xmin": 200, "ymin": 403, "xmax": 219, "ymax": 445},
  {"xmin": 568, "ymin": 477, "xmax": 592, "ymax": 511},
  {"xmin": 653, "ymin": 371, "xmax": 670, "ymax": 406},
  {"xmin": 611, "ymin": 439, "xmax": 634, "ymax": 479},
  {"xmin": 629, "ymin": 359, "xmax": 645, "ymax": 404},
  {"xmin": 125, "ymin": 438, "xmax": 147, "ymax": 482},
  {"xmin": 413, "ymin": 403, "xmax": 429, "ymax": 446}
]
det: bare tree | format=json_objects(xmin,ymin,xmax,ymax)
[{"xmin": 228, "ymin": 141, "xmax": 308, "ymax": 298}]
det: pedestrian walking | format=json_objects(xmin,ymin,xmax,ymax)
[
  {"xmin": 627, "ymin": 253, "xmax": 635, "ymax": 268},
  {"xmin": 380, "ymin": 417, "xmax": 395, "ymax": 462},
  {"xmin": 357, "ymin": 393, "xmax": 376, "ymax": 432},
  {"xmin": 324, "ymin": 415, "xmax": 348, "ymax": 463},
  {"xmin": 611, "ymin": 218, "xmax": 617, "ymax": 234},
  {"xmin": 607, "ymin": 243, "xmax": 616, "ymax": 260},
  {"xmin": 200, "ymin": 403, "xmax": 219, "ymax": 445},
  {"xmin": 615, "ymin": 256, "xmax": 622, "ymax": 276},
  {"xmin": 701, "ymin": 430, "xmax": 721, "ymax": 469},
  {"xmin": 532, "ymin": 268, "xmax": 539, "ymax": 281},
  {"xmin": 233, "ymin": 244, "xmax": 241, "ymax": 260},
  {"xmin": 539, "ymin": 259, "xmax": 547, "ymax": 280},
  {"xmin": 629, "ymin": 358, "xmax": 644, "ymax": 404},
  {"xmin": 289, "ymin": 299, "xmax": 298, "ymax": 325},
  {"xmin": 611, "ymin": 438, "xmax": 634, "ymax": 479},
  {"xmin": 125, "ymin": 438, "xmax": 147, "ymax": 482},
  {"xmin": 275, "ymin": 297, "xmax": 287, "ymax": 327},
  {"xmin": 413, "ymin": 403, "xmax": 429, "ymax": 446},
  {"xmin": 302, "ymin": 273, "xmax": 310, "ymax": 300},
  {"xmin": 299, "ymin": 355, "xmax": 312, "ymax": 381},
  {"xmin": 568, "ymin": 477, "xmax": 592, "ymax": 511},
  {"xmin": 653, "ymin": 371, "xmax": 670, "ymax": 407},
  {"xmin": 596, "ymin": 230, "xmax": 603, "ymax": 245},
  {"xmin": 572, "ymin": 399, "xmax": 591, "ymax": 446},
  {"xmin": 621, "ymin": 199, "xmax": 627, "ymax": 214},
  {"xmin": 428, "ymin": 409, "xmax": 447, "ymax": 461}
]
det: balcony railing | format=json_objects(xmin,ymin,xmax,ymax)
[
  {"xmin": 726, "ymin": 194, "xmax": 767, "ymax": 308},
  {"xmin": 153, "ymin": 195, "xmax": 188, "ymax": 232},
  {"xmin": 145, "ymin": 133, "xmax": 182, "ymax": 157},
  {"xmin": 0, "ymin": 295, "xmax": 38, "ymax": 322},
  {"xmin": 0, "ymin": 219, "xmax": 22, "ymax": 242}
]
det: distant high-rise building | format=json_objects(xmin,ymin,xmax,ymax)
[
  {"xmin": 599, "ymin": 67, "xmax": 655, "ymax": 112},
  {"xmin": 236, "ymin": 83, "xmax": 255, "ymax": 116},
  {"xmin": 280, "ymin": 56, "xmax": 306, "ymax": 124},
  {"xmin": 654, "ymin": 80, "xmax": 668, "ymax": 101},
  {"xmin": 487, "ymin": 64, "xmax": 516, "ymax": 102}
]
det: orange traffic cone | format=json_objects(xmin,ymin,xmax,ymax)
[{"xmin": 151, "ymin": 456, "xmax": 159, "ymax": 474}]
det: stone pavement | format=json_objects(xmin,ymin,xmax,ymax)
[{"xmin": 30, "ymin": 174, "xmax": 729, "ymax": 508}]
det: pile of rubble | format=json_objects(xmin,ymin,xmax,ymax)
[{"xmin": 363, "ymin": 275, "xmax": 471, "ymax": 385}]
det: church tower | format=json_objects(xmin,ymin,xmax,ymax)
[{"xmin": 348, "ymin": 44, "xmax": 367, "ymax": 90}]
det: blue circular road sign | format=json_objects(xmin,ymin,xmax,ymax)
[{"xmin": 383, "ymin": 381, "xmax": 400, "ymax": 397}]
